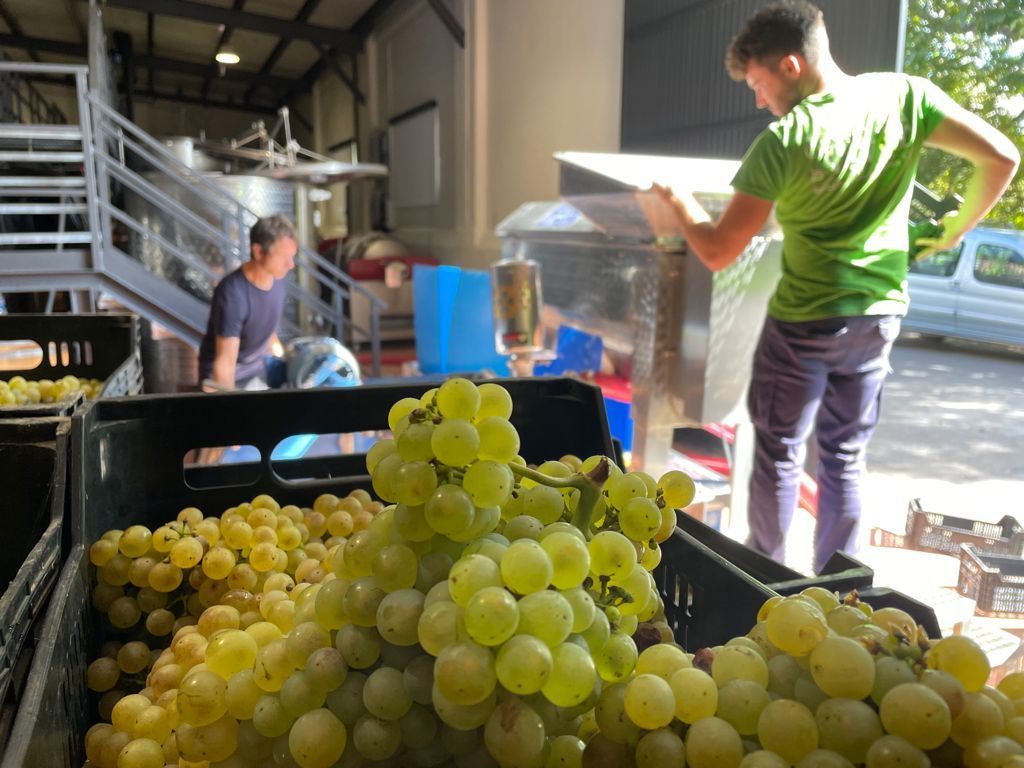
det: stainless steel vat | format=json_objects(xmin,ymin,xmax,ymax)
[
  {"xmin": 125, "ymin": 173, "xmax": 296, "ymax": 302},
  {"xmin": 496, "ymin": 151, "xmax": 783, "ymax": 476}
]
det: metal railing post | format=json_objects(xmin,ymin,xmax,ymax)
[
  {"xmin": 370, "ymin": 306, "xmax": 381, "ymax": 377},
  {"xmin": 76, "ymin": 68, "xmax": 105, "ymax": 273}
]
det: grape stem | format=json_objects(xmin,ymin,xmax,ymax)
[{"xmin": 508, "ymin": 458, "xmax": 610, "ymax": 537}]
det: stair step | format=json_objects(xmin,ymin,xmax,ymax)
[
  {"xmin": 0, "ymin": 176, "xmax": 85, "ymax": 188},
  {"xmin": 0, "ymin": 202, "xmax": 87, "ymax": 215},
  {"xmin": 0, "ymin": 231, "xmax": 92, "ymax": 245},
  {"xmin": 0, "ymin": 248, "xmax": 90, "ymax": 263},
  {"xmin": 0, "ymin": 124, "xmax": 82, "ymax": 141},
  {"xmin": 0, "ymin": 150, "xmax": 84, "ymax": 163}
]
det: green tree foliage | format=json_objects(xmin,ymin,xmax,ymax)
[{"xmin": 903, "ymin": 0, "xmax": 1024, "ymax": 229}]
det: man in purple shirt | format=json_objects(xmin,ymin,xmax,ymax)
[{"xmin": 198, "ymin": 214, "xmax": 297, "ymax": 388}]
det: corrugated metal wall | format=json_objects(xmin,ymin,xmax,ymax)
[{"xmin": 621, "ymin": 0, "xmax": 907, "ymax": 159}]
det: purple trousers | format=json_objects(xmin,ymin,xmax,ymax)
[{"xmin": 746, "ymin": 314, "xmax": 900, "ymax": 573}]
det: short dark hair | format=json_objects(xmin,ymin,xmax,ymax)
[
  {"xmin": 725, "ymin": 0, "xmax": 825, "ymax": 81},
  {"xmin": 249, "ymin": 214, "xmax": 296, "ymax": 257}
]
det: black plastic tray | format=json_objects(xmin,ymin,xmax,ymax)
[
  {"xmin": 0, "ymin": 313, "xmax": 142, "ymax": 418},
  {"xmin": 674, "ymin": 514, "xmax": 876, "ymax": 595},
  {"xmin": 69, "ymin": 377, "xmax": 614, "ymax": 545},
  {"xmin": 5, "ymin": 377, "xmax": 614, "ymax": 767},
  {"xmin": 659, "ymin": 515, "xmax": 939, "ymax": 649},
  {"xmin": 655, "ymin": 526, "xmax": 775, "ymax": 650},
  {"xmin": 0, "ymin": 417, "xmax": 68, "ymax": 757}
]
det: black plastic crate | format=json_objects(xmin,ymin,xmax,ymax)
[
  {"xmin": 655, "ymin": 527, "xmax": 775, "ymax": 650},
  {"xmin": 674, "ymin": 514, "xmax": 876, "ymax": 596},
  {"xmin": 1, "ymin": 547, "xmax": 91, "ymax": 768},
  {"xmin": 4, "ymin": 377, "xmax": 614, "ymax": 767},
  {"xmin": 0, "ymin": 417, "xmax": 68, "ymax": 756},
  {"xmin": 69, "ymin": 377, "xmax": 614, "ymax": 544},
  {"xmin": 659, "ymin": 515, "xmax": 938, "ymax": 649},
  {"xmin": 0, "ymin": 313, "xmax": 143, "ymax": 418}
]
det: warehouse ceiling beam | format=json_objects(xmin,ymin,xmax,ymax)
[
  {"xmin": 426, "ymin": 0, "xmax": 464, "ymax": 49},
  {"xmin": 352, "ymin": 0, "xmax": 402, "ymax": 38},
  {"xmin": 0, "ymin": 2, "xmax": 42, "ymax": 62},
  {"xmin": 132, "ymin": 88, "xmax": 281, "ymax": 116},
  {"xmin": 0, "ymin": 34, "xmax": 310, "ymax": 93},
  {"xmin": 0, "ymin": 32, "xmax": 87, "ymax": 58},
  {"xmin": 134, "ymin": 54, "xmax": 309, "ymax": 92},
  {"xmin": 94, "ymin": 0, "xmax": 359, "ymax": 51},
  {"xmin": 265, "ymin": 0, "xmax": 400, "ymax": 123},
  {"xmin": 25, "ymin": 73, "xmax": 285, "ymax": 120},
  {"xmin": 242, "ymin": 0, "xmax": 323, "ymax": 107},
  {"xmin": 146, "ymin": 12, "xmax": 155, "ymax": 90}
]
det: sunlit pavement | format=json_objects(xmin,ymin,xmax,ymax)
[{"xmin": 725, "ymin": 333, "xmax": 1024, "ymax": 674}]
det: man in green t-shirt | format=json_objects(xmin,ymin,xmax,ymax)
[{"xmin": 655, "ymin": 0, "xmax": 1018, "ymax": 571}]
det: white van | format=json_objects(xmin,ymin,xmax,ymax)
[{"xmin": 903, "ymin": 227, "xmax": 1024, "ymax": 347}]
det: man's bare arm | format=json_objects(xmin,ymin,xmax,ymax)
[
  {"xmin": 211, "ymin": 336, "xmax": 240, "ymax": 389},
  {"xmin": 653, "ymin": 185, "xmax": 775, "ymax": 272},
  {"xmin": 918, "ymin": 106, "xmax": 1020, "ymax": 254}
]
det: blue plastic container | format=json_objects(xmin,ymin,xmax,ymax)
[
  {"xmin": 604, "ymin": 396, "xmax": 634, "ymax": 452},
  {"xmin": 413, "ymin": 265, "xmax": 509, "ymax": 375},
  {"xmin": 534, "ymin": 326, "xmax": 604, "ymax": 376}
]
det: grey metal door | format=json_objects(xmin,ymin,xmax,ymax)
[{"xmin": 621, "ymin": 0, "xmax": 908, "ymax": 158}]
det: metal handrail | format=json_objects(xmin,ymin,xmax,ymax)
[
  {"xmin": 87, "ymin": 97, "xmax": 385, "ymax": 309},
  {"xmin": 0, "ymin": 61, "xmax": 89, "ymax": 76},
  {"xmin": 87, "ymin": 95, "xmax": 384, "ymax": 308},
  {"xmin": 97, "ymin": 155, "xmax": 243, "ymax": 259},
  {"xmin": 90, "ymin": 97, "xmax": 249, "ymax": 218},
  {"xmin": 99, "ymin": 199, "xmax": 221, "ymax": 284},
  {"xmin": 104, "ymin": 128, "xmax": 246, "ymax": 227}
]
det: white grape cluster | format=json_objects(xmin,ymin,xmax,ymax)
[
  {"xmin": 80, "ymin": 378, "xmax": 701, "ymax": 768},
  {"xmin": 84, "ymin": 491, "xmax": 386, "ymax": 768},
  {"xmin": 0, "ymin": 373, "xmax": 103, "ymax": 405},
  {"xmin": 590, "ymin": 588, "xmax": 1024, "ymax": 768},
  {"xmin": 350, "ymin": 377, "xmax": 698, "ymax": 766}
]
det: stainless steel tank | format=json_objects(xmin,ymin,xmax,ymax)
[
  {"xmin": 126, "ymin": 173, "xmax": 296, "ymax": 302},
  {"xmin": 496, "ymin": 151, "xmax": 783, "ymax": 477}
]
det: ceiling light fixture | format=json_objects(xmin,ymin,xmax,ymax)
[{"xmin": 215, "ymin": 47, "xmax": 240, "ymax": 65}]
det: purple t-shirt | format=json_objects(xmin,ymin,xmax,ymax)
[{"xmin": 198, "ymin": 268, "xmax": 285, "ymax": 383}]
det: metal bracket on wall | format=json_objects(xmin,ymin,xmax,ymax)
[
  {"xmin": 314, "ymin": 44, "xmax": 366, "ymax": 105},
  {"xmin": 426, "ymin": 0, "xmax": 465, "ymax": 49}
]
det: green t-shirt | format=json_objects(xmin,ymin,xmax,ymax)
[{"xmin": 732, "ymin": 73, "xmax": 952, "ymax": 322}]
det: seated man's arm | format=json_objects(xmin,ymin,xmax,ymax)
[{"xmin": 211, "ymin": 336, "xmax": 241, "ymax": 388}]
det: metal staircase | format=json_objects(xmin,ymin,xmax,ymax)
[{"xmin": 0, "ymin": 59, "xmax": 384, "ymax": 374}]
